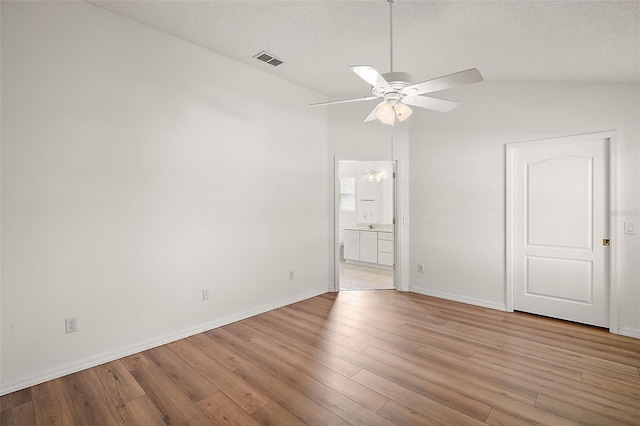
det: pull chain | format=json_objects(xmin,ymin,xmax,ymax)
[{"xmin": 390, "ymin": 121, "xmax": 395, "ymax": 162}]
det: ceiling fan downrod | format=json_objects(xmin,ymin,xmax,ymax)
[{"xmin": 388, "ymin": 0, "xmax": 394, "ymax": 73}]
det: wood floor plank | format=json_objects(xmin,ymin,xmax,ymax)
[
  {"xmin": 581, "ymin": 372, "xmax": 640, "ymax": 399},
  {"xmin": 471, "ymin": 342, "xmax": 583, "ymax": 382},
  {"xmin": 246, "ymin": 333, "xmax": 388, "ymax": 412},
  {"xmin": 197, "ymin": 391, "xmax": 261, "ymax": 426},
  {"xmin": 351, "ymin": 368, "xmax": 487, "ymax": 426},
  {"xmin": 316, "ymin": 335, "xmax": 492, "ymax": 421},
  {"xmin": 210, "ymin": 326, "xmax": 298, "ymax": 377},
  {"xmin": 484, "ymin": 408, "xmax": 542, "ymax": 426},
  {"xmin": 530, "ymin": 325, "xmax": 640, "ymax": 356},
  {"xmin": 235, "ymin": 363, "xmax": 352, "ymax": 426},
  {"xmin": 502, "ymin": 341, "xmax": 640, "ymax": 386},
  {"xmin": 145, "ymin": 344, "xmax": 219, "ymax": 402},
  {"xmin": 282, "ymin": 369, "xmax": 395, "ymax": 426},
  {"xmin": 375, "ymin": 400, "xmax": 441, "ymax": 426},
  {"xmin": 62, "ymin": 369, "xmax": 125, "ymax": 425},
  {"xmin": 0, "ymin": 401, "xmax": 35, "ymax": 426},
  {"xmin": 188, "ymin": 332, "xmax": 251, "ymax": 371},
  {"xmin": 256, "ymin": 311, "xmax": 323, "ymax": 345},
  {"xmin": 280, "ymin": 304, "xmax": 362, "ymax": 338},
  {"xmin": 503, "ymin": 311, "xmax": 633, "ymax": 344},
  {"xmin": 239, "ymin": 316, "xmax": 362, "ymax": 377},
  {"xmin": 251, "ymin": 401, "xmax": 306, "ymax": 426},
  {"xmin": 94, "ymin": 360, "xmax": 146, "ymax": 406},
  {"xmin": 31, "ymin": 378, "xmax": 82, "ymax": 425},
  {"xmin": 399, "ymin": 324, "xmax": 480, "ymax": 358},
  {"xmin": 404, "ymin": 321, "xmax": 502, "ymax": 351},
  {"xmin": 264, "ymin": 309, "xmax": 370, "ymax": 352},
  {"xmin": 168, "ymin": 338, "xmax": 271, "ymax": 414},
  {"xmin": 526, "ymin": 332, "xmax": 640, "ymax": 368},
  {"xmin": 534, "ymin": 393, "xmax": 630, "ymax": 426},
  {"xmin": 362, "ymin": 335, "xmax": 539, "ymax": 405},
  {"xmin": 353, "ymin": 323, "xmax": 423, "ymax": 352},
  {"xmin": 470, "ymin": 350, "xmax": 640, "ymax": 417},
  {"xmin": 130, "ymin": 362, "xmax": 215, "ymax": 425},
  {"xmin": 359, "ymin": 345, "xmax": 573, "ymax": 424},
  {"xmin": 0, "ymin": 388, "xmax": 32, "ymax": 412},
  {"xmin": 116, "ymin": 395, "xmax": 167, "ymax": 426},
  {"xmin": 121, "ymin": 352, "xmax": 155, "ymax": 372}
]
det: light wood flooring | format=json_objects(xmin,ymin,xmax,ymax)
[
  {"xmin": 340, "ymin": 263, "xmax": 394, "ymax": 291},
  {"xmin": 2, "ymin": 290, "xmax": 640, "ymax": 425}
]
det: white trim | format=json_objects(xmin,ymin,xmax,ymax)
[
  {"xmin": 608, "ymin": 134, "xmax": 619, "ymax": 334},
  {"xmin": 505, "ymin": 131, "xmax": 618, "ymax": 332},
  {"xmin": 410, "ymin": 286, "xmax": 507, "ymax": 312},
  {"xmin": 333, "ymin": 157, "xmax": 341, "ymax": 292},
  {"xmin": 0, "ymin": 286, "xmax": 327, "ymax": 396},
  {"xmin": 618, "ymin": 327, "xmax": 640, "ymax": 339},
  {"xmin": 505, "ymin": 143, "xmax": 515, "ymax": 312}
]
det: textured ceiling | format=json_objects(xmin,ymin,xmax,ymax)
[{"xmin": 89, "ymin": 0, "xmax": 640, "ymax": 97}]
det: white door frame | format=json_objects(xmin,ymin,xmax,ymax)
[
  {"xmin": 333, "ymin": 157, "xmax": 400, "ymax": 292},
  {"xmin": 505, "ymin": 131, "xmax": 619, "ymax": 333}
]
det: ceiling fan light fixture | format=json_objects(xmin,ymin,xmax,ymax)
[
  {"xmin": 376, "ymin": 102, "xmax": 395, "ymax": 125},
  {"xmin": 363, "ymin": 169, "xmax": 388, "ymax": 182},
  {"xmin": 395, "ymin": 102, "xmax": 413, "ymax": 121}
]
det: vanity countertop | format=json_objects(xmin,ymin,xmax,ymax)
[{"xmin": 344, "ymin": 227, "xmax": 393, "ymax": 233}]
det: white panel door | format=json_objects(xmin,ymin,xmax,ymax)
[{"xmin": 510, "ymin": 135, "xmax": 610, "ymax": 327}]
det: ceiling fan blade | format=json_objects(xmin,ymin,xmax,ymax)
[
  {"xmin": 363, "ymin": 102, "xmax": 385, "ymax": 122},
  {"xmin": 310, "ymin": 96, "xmax": 377, "ymax": 107},
  {"xmin": 402, "ymin": 68, "xmax": 483, "ymax": 96},
  {"xmin": 402, "ymin": 96, "xmax": 459, "ymax": 112},
  {"xmin": 350, "ymin": 66, "xmax": 393, "ymax": 92}
]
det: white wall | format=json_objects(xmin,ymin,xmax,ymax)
[
  {"xmin": 1, "ymin": 1, "xmax": 329, "ymax": 394},
  {"xmin": 409, "ymin": 81, "xmax": 640, "ymax": 335}
]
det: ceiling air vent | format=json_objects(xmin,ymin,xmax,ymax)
[{"xmin": 253, "ymin": 51, "xmax": 284, "ymax": 67}]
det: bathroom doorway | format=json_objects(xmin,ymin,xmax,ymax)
[{"xmin": 336, "ymin": 160, "xmax": 395, "ymax": 291}]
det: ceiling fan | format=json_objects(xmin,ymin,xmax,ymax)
[{"xmin": 311, "ymin": 0, "xmax": 484, "ymax": 125}]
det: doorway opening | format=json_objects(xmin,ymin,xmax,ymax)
[{"xmin": 336, "ymin": 160, "xmax": 396, "ymax": 291}]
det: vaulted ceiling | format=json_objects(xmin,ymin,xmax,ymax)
[{"xmin": 89, "ymin": 0, "xmax": 640, "ymax": 97}]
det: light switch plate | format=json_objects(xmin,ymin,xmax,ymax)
[{"xmin": 624, "ymin": 222, "xmax": 636, "ymax": 235}]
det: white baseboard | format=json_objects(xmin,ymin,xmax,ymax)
[
  {"xmin": 409, "ymin": 286, "xmax": 507, "ymax": 312},
  {"xmin": 0, "ymin": 286, "xmax": 328, "ymax": 396},
  {"xmin": 618, "ymin": 326, "xmax": 640, "ymax": 339}
]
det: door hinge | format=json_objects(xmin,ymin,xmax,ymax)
[
  {"xmin": 393, "ymin": 218, "xmax": 396, "ymax": 225},
  {"xmin": 603, "ymin": 239, "xmax": 610, "ymax": 246},
  {"xmin": 393, "ymin": 172, "xmax": 396, "ymax": 178}
]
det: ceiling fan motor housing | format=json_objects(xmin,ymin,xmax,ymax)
[
  {"xmin": 382, "ymin": 71, "xmax": 412, "ymax": 85},
  {"xmin": 372, "ymin": 71, "xmax": 412, "ymax": 97}
]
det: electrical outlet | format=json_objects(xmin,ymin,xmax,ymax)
[
  {"xmin": 202, "ymin": 289, "xmax": 210, "ymax": 301},
  {"xmin": 65, "ymin": 317, "xmax": 77, "ymax": 334},
  {"xmin": 289, "ymin": 270, "xmax": 295, "ymax": 280},
  {"xmin": 417, "ymin": 264, "xmax": 424, "ymax": 273}
]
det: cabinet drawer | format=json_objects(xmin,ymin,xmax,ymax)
[
  {"xmin": 378, "ymin": 232, "xmax": 393, "ymax": 241},
  {"xmin": 378, "ymin": 240, "xmax": 394, "ymax": 253},
  {"xmin": 378, "ymin": 252, "xmax": 394, "ymax": 266}
]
